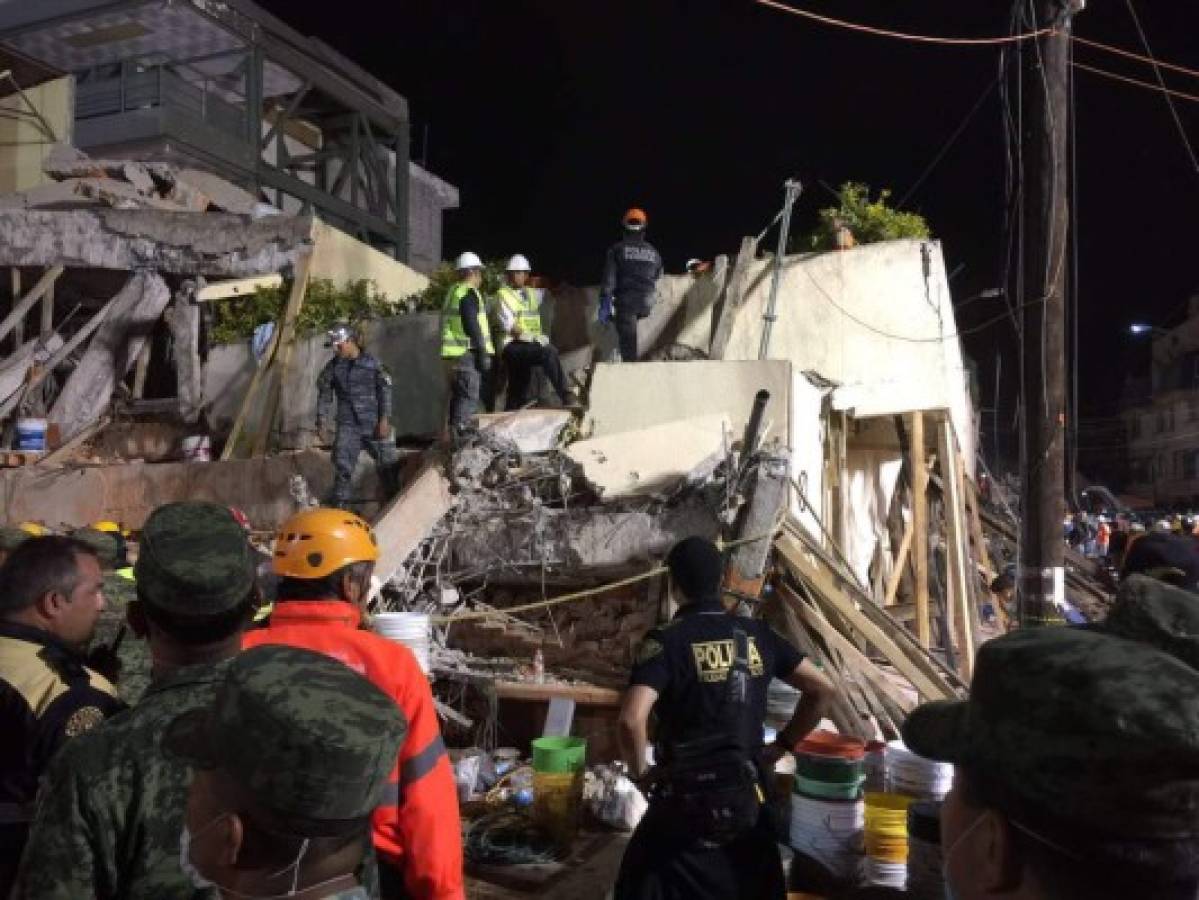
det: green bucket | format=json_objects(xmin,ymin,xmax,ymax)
[{"xmin": 532, "ymin": 736, "xmax": 587, "ymax": 773}]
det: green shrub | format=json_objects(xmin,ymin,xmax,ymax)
[
  {"xmin": 807, "ymin": 182, "xmax": 931, "ymax": 251},
  {"xmin": 210, "ymin": 278, "xmax": 403, "ymax": 345}
]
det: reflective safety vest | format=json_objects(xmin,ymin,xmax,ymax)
[
  {"xmin": 440, "ymin": 282, "xmax": 494, "ymax": 358},
  {"xmin": 493, "ymin": 285, "xmax": 543, "ymax": 340}
]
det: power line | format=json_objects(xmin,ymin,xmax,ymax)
[
  {"xmin": 754, "ymin": 0, "xmax": 1051, "ymax": 45},
  {"xmin": 1072, "ymin": 33, "xmax": 1199, "ymax": 82},
  {"xmin": 1071, "ymin": 61, "xmax": 1199, "ymax": 105},
  {"xmin": 1122, "ymin": 0, "xmax": 1199, "ymax": 178}
]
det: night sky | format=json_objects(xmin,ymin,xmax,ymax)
[{"xmin": 261, "ymin": 0, "xmax": 1195, "ymax": 464}]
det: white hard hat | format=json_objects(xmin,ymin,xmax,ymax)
[
  {"xmin": 454, "ymin": 251, "xmax": 483, "ymax": 271},
  {"xmin": 506, "ymin": 254, "xmax": 531, "ymax": 272}
]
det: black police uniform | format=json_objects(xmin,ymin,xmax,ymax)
[
  {"xmin": 614, "ymin": 600, "xmax": 803, "ymax": 900},
  {"xmin": 601, "ymin": 234, "xmax": 663, "ymax": 362},
  {"xmin": 316, "ymin": 352, "xmax": 398, "ymax": 508}
]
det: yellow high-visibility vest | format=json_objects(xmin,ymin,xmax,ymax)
[
  {"xmin": 441, "ymin": 282, "xmax": 494, "ymax": 358},
  {"xmin": 494, "ymin": 285, "xmax": 544, "ymax": 341}
]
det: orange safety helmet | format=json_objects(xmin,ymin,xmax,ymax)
[
  {"xmin": 622, "ymin": 207, "xmax": 648, "ymax": 230},
  {"xmin": 272, "ymin": 508, "xmax": 379, "ymax": 579}
]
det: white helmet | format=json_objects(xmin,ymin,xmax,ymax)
[
  {"xmin": 506, "ymin": 254, "xmax": 531, "ymax": 272},
  {"xmin": 454, "ymin": 251, "xmax": 483, "ymax": 271}
]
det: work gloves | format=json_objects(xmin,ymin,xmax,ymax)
[{"xmin": 598, "ymin": 295, "xmax": 614, "ymax": 324}]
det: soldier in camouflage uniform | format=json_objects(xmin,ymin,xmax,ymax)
[
  {"xmin": 903, "ymin": 619, "xmax": 1199, "ymax": 900},
  {"xmin": 164, "ymin": 644, "xmax": 408, "ymax": 900},
  {"xmin": 316, "ymin": 323, "xmax": 400, "ymax": 510},
  {"xmin": 14, "ymin": 502, "xmax": 259, "ymax": 900}
]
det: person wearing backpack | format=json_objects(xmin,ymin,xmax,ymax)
[{"xmin": 614, "ymin": 537, "xmax": 834, "ymax": 900}]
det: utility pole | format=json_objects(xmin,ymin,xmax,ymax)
[{"xmin": 1017, "ymin": 0, "xmax": 1080, "ymax": 627}]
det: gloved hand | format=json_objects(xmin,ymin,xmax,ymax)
[{"xmin": 598, "ymin": 295, "xmax": 614, "ymax": 324}]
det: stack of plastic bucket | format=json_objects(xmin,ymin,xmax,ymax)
[
  {"xmin": 863, "ymin": 792, "xmax": 914, "ymax": 888},
  {"xmin": 905, "ymin": 800, "xmax": 945, "ymax": 899},
  {"xmin": 885, "ymin": 740, "xmax": 953, "ymax": 801},
  {"xmin": 788, "ymin": 730, "xmax": 867, "ymax": 881},
  {"xmin": 372, "ymin": 612, "xmax": 431, "ymax": 674},
  {"xmin": 531, "ymin": 736, "xmax": 587, "ymax": 848}
]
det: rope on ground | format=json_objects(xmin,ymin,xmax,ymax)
[{"xmin": 430, "ymin": 529, "xmax": 782, "ymax": 624}]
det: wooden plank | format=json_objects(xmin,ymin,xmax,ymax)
[
  {"xmin": 195, "ymin": 273, "xmax": 284, "ymax": 302},
  {"xmin": 909, "ymin": 411, "xmax": 930, "ymax": 647},
  {"xmin": 957, "ymin": 451, "xmax": 985, "ymax": 649},
  {"xmin": 937, "ymin": 417, "xmax": 975, "ymax": 680},
  {"xmin": 708, "ymin": 236, "xmax": 757, "ymax": 359},
  {"xmin": 36, "ymin": 415, "xmax": 109, "ymax": 467},
  {"xmin": 40, "ymin": 282, "xmax": 53, "ymax": 337},
  {"xmin": 0, "ymin": 266, "xmax": 63, "ymax": 345},
  {"xmin": 252, "ymin": 253, "xmax": 312, "ymax": 456},
  {"xmin": 131, "ymin": 341, "xmax": 152, "ymax": 400},
  {"xmin": 492, "ymin": 680, "xmax": 621, "ymax": 707},
  {"xmin": 779, "ymin": 583, "xmax": 916, "ymax": 713},
  {"xmin": 883, "ymin": 519, "xmax": 914, "ymax": 607},
  {"xmin": 776, "ymin": 531, "xmax": 956, "ymax": 701}
]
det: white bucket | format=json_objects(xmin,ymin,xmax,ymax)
[
  {"xmin": 15, "ymin": 418, "xmax": 47, "ymax": 453},
  {"xmin": 789, "ymin": 793, "xmax": 864, "ymax": 880},
  {"xmin": 885, "ymin": 740, "xmax": 953, "ymax": 801},
  {"xmin": 181, "ymin": 435, "xmax": 212, "ymax": 463},
  {"xmin": 373, "ymin": 612, "xmax": 431, "ymax": 674}
]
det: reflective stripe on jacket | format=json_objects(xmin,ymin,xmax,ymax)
[
  {"xmin": 441, "ymin": 283, "xmax": 493, "ymax": 358},
  {"xmin": 244, "ymin": 600, "xmax": 464, "ymax": 900}
]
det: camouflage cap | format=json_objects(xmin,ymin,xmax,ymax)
[
  {"xmin": 0, "ymin": 527, "xmax": 29, "ymax": 551},
  {"xmin": 164, "ymin": 645, "xmax": 406, "ymax": 831},
  {"xmin": 134, "ymin": 502, "xmax": 254, "ymax": 615},
  {"xmin": 70, "ymin": 527, "xmax": 121, "ymax": 569},
  {"xmin": 902, "ymin": 626, "xmax": 1199, "ymax": 840},
  {"xmin": 1097, "ymin": 574, "xmax": 1199, "ymax": 670}
]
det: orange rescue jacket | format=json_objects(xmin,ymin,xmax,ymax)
[{"xmin": 244, "ymin": 600, "xmax": 464, "ymax": 900}]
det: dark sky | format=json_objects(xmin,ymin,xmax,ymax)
[{"xmin": 261, "ymin": 0, "xmax": 1195, "ymax": 447}]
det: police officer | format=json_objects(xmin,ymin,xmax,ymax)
[
  {"xmin": 905, "ymin": 616, "xmax": 1199, "ymax": 900},
  {"xmin": 600, "ymin": 208, "xmax": 663, "ymax": 363},
  {"xmin": 165, "ymin": 644, "xmax": 407, "ymax": 900},
  {"xmin": 614, "ymin": 537, "xmax": 834, "ymax": 900},
  {"xmin": 15, "ymin": 502, "xmax": 259, "ymax": 900},
  {"xmin": 0, "ymin": 536, "xmax": 124, "ymax": 894},
  {"xmin": 316, "ymin": 323, "xmax": 399, "ymax": 509},
  {"xmin": 441, "ymin": 251, "xmax": 494, "ymax": 435},
  {"xmin": 491, "ymin": 254, "xmax": 577, "ymax": 410}
]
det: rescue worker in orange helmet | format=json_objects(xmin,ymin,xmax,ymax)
[
  {"xmin": 599, "ymin": 207, "xmax": 662, "ymax": 363},
  {"xmin": 244, "ymin": 508, "xmax": 464, "ymax": 900}
]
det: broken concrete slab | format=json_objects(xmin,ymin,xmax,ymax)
[
  {"xmin": 478, "ymin": 409, "xmax": 573, "ymax": 454},
  {"xmin": 0, "ymin": 180, "xmax": 99, "ymax": 210},
  {"xmin": 370, "ymin": 456, "xmax": 454, "ymax": 601},
  {"xmin": 584, "ymin": 360, "xmax": 793, "ymax": 443},
  {"xmin": 43, "ymin": 144, "xmax": 158, "ymax": 195},
  {"xmin": 75, "ymin": 177, "xmax": 191, "ymax": 211},
  {"xmin": 49, "ymin": 271, "xmax": 171, "ymax": 441},
  {"xmin": 174, "ymin": 167, "xmax": 259, "ymax": 215},
  {"xmin": 566, "ymin": 413, "xmax": 731, "ymax": 500},
  {"xmin": 0, "ymin": 209, "xmax": 315, "ymax": 276}
]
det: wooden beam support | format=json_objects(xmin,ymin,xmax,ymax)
[
  {"xmin": 937, "ymin": 416, "xmax": 975, "ymax": 680},
  {"xmin": 909, "ymin": 411, "xmax": 930, "ymax": 647},
  {"xmin": 196, "ymin": 273, "xmax": 285, "ymax": 302},
  {"xmin": 883, "ymin": 519, "xmax": 914, "ymax": 607},
  {"xmin": 251, "ymin": 253, "xmax": 312, "ymax": 457},
  {"xmin": 40, "ymin": 282, "xmax": 54, "ymax": 338},
  {"xmin": 0, "ymin": 266, "xmax": 63, "ymax": 346}
]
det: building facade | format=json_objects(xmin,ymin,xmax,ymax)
[{"xmin": 0, "ymin": 0, "xmax": 457, "ymax": 271}]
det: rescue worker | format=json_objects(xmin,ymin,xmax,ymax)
[
  {"xmin": 0, "ymin": 536, "xmax": 125, "ymax": 893},
  {"xmin": 15, "ymin": 502, "xmax": 260, "ymax": 900},
  {"xmin": 441, "ymin": 251, "xmax": 493, "ymax": 437},
  {"xmin": 0, "ymin": 527, "xmax": 29, "ymax": 566},
  {"xmin": 615, "ymin": 537, "xmax": 834, "ymax": 900},
  {"xmin": 245, "ymin": 508, "xmax": 463, "ymax": 900},
  {"xmin": 165, "ymin": 644, "xmax": 406, "ymax": 900},
  {"xmin": 904, "ymin": 622, "xmax": 1199, "ymax": 900},
  {"xmin": 600, "ymin": 208, "xmax": 663, "ymax": 363},
  {"xmin": 316, "ymin": 322, "xmax": 399, "ymax": 510},
  {"xmin": 491, "ymin": 254, "xmax": 577, "ymax": 410}
]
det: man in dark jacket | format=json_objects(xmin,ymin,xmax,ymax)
[
  {"xmin": 316, "ymin": 323, "xmax": 399, "ymax": 509},
  {"xmin": 600, "ymin": 208, "xmax": 663, "ymax": 363}
]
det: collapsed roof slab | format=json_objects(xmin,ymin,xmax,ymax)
[{"xmin": 0, "ymin": 208, "xmax": 315, "ymax": 276}]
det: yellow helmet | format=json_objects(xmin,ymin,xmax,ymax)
[
  {"xmin": 272, "ymin": 508, "xmax": 379, "ymax": 579},
  {"xmin": 91, "ymin": 520, "xmax": 122, "ymax": 534},
  {"xmin": 19, "ymin": 522, "xmax": 49, "ymax": 537}
]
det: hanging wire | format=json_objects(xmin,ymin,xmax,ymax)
[
  {"xmin": 1072, "ymin": 62, "xmax": 1199, "ymax": 106},
  {"xmin": 1071, "ymin": 33, "xmax": 1199, "ymax": 82}
]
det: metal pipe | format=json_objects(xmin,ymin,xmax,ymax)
[
  {"xmin": 740, "ymin": 389, "xmax": 770, "ymax": 458},
  {"xmin": 758, "ymin": 178, "xmax": 802, "ymax": 360}
]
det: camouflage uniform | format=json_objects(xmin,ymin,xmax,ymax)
[
  {"xmin": 163, "ymin": 644, "xmax": 408, "ymax": 898},
  {"xmin": 903, "ymin": 617, "xmax": 1199, "ymax": 844},
  {"xmin": 14, "ymin": 503, "xmax": 255, "ymax": 900},
  {"xmin": 316, "ymin": 353, "xmax": 399, "ymax": 509}
]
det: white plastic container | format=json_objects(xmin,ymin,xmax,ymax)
[
  {"xmin": 373, "ymin": 612, "xmax": 432, "ymax": 674},
  {"xmin": 181, "ymin": 435, "xmax": 212, "ymax": 462}
]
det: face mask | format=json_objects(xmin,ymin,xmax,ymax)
[
  {"xmin": 179, "ymin": 815, "xmax": 318, "ymax": 899},
  {"xmin": 942, "ymin": 811, "xmax": 987, "ymax": 900}
]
